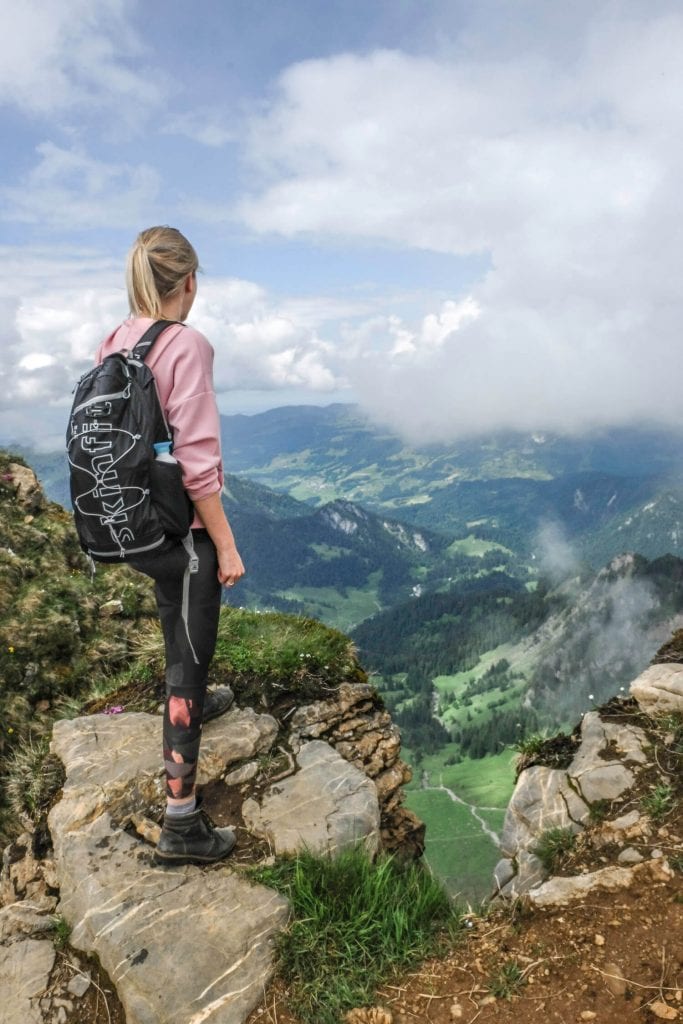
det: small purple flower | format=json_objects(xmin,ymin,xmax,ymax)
[{"xmin": 103, "ymin": 705, "xmax": 125, "ymax": 715}]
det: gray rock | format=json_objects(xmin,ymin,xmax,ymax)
[
  {"xmin": 601, "ymin": 720, "xmax": 650, "ymax": 765},
  {"xmin": 0, "ymin": 901, "xmax": 57, "ymax": 941},
  {"xmin": 499, "ymin": 766, "xmax": 589, "ymax": 859},
  {"xmin": 0, "ymin": 937, "xmax": 55, "ymax": 1024},
  {"xmin": 568, "ymin": 713, "xmax": 636, "ymax": 803},
  {"xmin": 224, "ymin": 762, "xmax": 259, "ymax": 786},
  {"xmin": 242, "ymin": 740, "xmax": 381, "ymax": 857},
  {"xmin": 492, "ymin": 858, "xmax": 515, "ymax": 893},
  {"xmin": 197, "ymin": 708, "xmax": 277, "ymax": 785},
  {"xmin": 499, "ymin": 850, "xmax": 547, "ymax": 898},
  {"xmin": 631, "ymin": 663, "xmax": 683, "ymax": 714},
  {"xmin": 528, "ymin": 857, "xmax": 673, "ymax": 906},
  {"xmin": 617, "ymin": 847, "xmax": 644, "ymax": 864},
  {"xmin": 50, "ymin": 707, "xmax": 278, "ymax": 825},
  {"xmin": 49, "ymin": 811, "xmax": 290, "ymax": 1024},
  {"xmin": 67, "ymin": 972, "xmax": 91, "ymax": 997}
]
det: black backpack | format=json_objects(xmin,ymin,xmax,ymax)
[{"xmin": 66, "ymin": 320, "xmax": 194, "ymax": 563}]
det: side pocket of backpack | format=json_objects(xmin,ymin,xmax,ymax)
[{"xmin": 149, "ymin": 458, "xmax": 194, "ymax": 538}]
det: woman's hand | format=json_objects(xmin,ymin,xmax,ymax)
[
  {"xmin": 192, "ymin": 491, "xmax": 246, "ymax": 589},
  {"xmin": 217, "ymin": 546, "xmax": 245, "ymax": 589}
]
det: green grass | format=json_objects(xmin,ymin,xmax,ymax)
[
  {"xmin": 49, "ymin": 914, "xmax": 72, "ymax": 950},
  {"xmin": 446, "ymin": 535, "xmax": 512, "ymax": 558},
  {"xmin": 250, "ymin": 847, "xmax": 462, "ymax": 1024},
  {"xmin": 640, "ymin": 783, "xmax": 677, "ymax": 822},
  {"xmin": 432, "ymin": 640, "xmax": 535, "ymax": 698},
  {"xmin": 488, "ymin": 960, "xmax": 526, "ymax": 999},
  {"xmin": 402, "ymin": 748, "xmax": 515, "ymax": 901},
  {"xmin": 405, "ymin": 789, "xmax": 501, "ymax": 903},
  {"xmin": 274, "ymin": 571, "xmax": 383, "ymax": 632},
  {"xmin": 532, "ymin": 827, "xmax": 576, "ymax": 872},
  {"xmin": 5, "ymin": 738, "xmax": 65, "ymax": 825},
  {"xmin": 128, "ymin": 605, "xmax": 364, "ymax": 708},
  {"xmin": 407, "ymin": 747, "xmax": 516, "ymax": 808}
]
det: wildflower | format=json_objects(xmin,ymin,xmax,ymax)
[
  {"xmin": 8, "ymin": 727, "xmax": 14, "ymax": 734},
  {"xmin": 8, "ymin": 646, "xmax": 14, "ymax": 654},
  {"xmin": 588, "ymin": 694, "xmax": 594, "ymax": 701}
]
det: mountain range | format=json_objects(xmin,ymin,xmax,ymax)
[{"xmin": 13, "ymin": 404, "xmax": 683, "ymax": 634}]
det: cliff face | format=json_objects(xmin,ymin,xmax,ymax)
[
  {"xmin": 0, "ymin": 455, "xmax": 157, "ymax": 757},
  {"xmin": 0, "ymin": 454, "xmax": 423, "ymax": 1024}
]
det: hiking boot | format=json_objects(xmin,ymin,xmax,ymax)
[
  {"xmin": 202, "ymin": 686, "xmax": 235, "ymax": 724},
  {"xmin": 155, "ymin": 805, "xmax": 236, "ymax": 866}
]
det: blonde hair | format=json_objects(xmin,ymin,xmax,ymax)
[{"xmin": 126, "ymin": 226, "xmax": 199, "ymax": 317}]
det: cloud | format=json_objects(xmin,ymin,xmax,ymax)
[
  {"xmin": 0, "ymin": 253, "xmax": 349, "ymax": 446},
  {"xmin": 192, "ymin": 280, "xmax": 340, "ymax": 393},
  {"xmin": 1, "ymin": 142, "xmax": 161, "ymax": 229},
  {"xmin": 236, "ymin": 10, "xmax": 683, "ymax": 440},
  {"xmin": 0, "ymin": 0, "xmax": 164, "ymax": 121},
  {"xmin": 534, "ymin": 521, "xmax": 580, "ymax": 583}
]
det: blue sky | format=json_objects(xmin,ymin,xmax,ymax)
[{"xmin": 2, "ymin": 0, "xmax": 683, "ymax": 448}]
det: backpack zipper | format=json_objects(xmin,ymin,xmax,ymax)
[{"xmin": 72, "ymin": 387, "xmax": 131, "ymax": 416}]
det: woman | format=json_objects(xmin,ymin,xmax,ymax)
[{"xmin": 97, "ymin": 226, "xmax": 245, "ymax": 865}]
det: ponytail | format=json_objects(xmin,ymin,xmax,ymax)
[{"xmin": 126, "ymin": 226, "xmax": 199, "ymax": 317}]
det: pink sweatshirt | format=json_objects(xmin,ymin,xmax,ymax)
[{"xmin": 96, "ymin": 318, "xmax": 223, "ymax": 524}]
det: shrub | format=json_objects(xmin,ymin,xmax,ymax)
[
  {"xmin": 250, "ymin": 846, "xmax": 462, "ymax": 1024},
  {"xmin": 532, "ymin": 827, "xmax": 576, "ymax": 873}
]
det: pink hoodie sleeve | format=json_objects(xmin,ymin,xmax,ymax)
[{"xmin": 161, "ymin": 328, "xmax": 223, "ymax": 502}]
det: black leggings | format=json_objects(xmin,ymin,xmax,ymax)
[{"xmin": 132, "ymin": 530, "xmax": 221, "ymax": 799}]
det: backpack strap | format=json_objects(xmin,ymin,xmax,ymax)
[{"xmin": 131, "ymin": 320, "xmax": 179, "ymax": 362}]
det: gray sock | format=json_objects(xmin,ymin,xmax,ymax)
[{"xmin": 166, "ymin": 798, "xmax": 197, "ymax": 817}]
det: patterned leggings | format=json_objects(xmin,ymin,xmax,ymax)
[{"xmin": 132, "ymin": 530, "xmax": 221, "ymax": 799}]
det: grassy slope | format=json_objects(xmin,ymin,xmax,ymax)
[{"xmin": 403, "ymin": 745, "xmax": 516, "ymax": 902}]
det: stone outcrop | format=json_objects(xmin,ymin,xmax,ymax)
[
  {"xmin": 1, "ymin": 668, "xmax": 421, "ymax": 1024},
  {"xmin": 289, "ymin": 682, "xmax": 425, "ymax": 858},
  {"xmin": 630, "ymin": 662, "xmax": 683, "ymax": 714},
  {"xmin": 44, "ymin": 705, "xmax": 292, "ymax": 1024},
  {"xmin": 54, "ymin": 814, "xmax": 289, "ymax": 1024},
  {"xmin": 527, "ymin": 856, "xmax": 674, "ymax": 907},
  {"xmin": 6, "ymin": 462, "xmax": 46, "ymax": 515},
  {"xmin": 243, "ymin": 740, "xmax": 381, "ymax": 856},
  {"xmin": 494, "ymin": 661, "xmax": 683, "ymax": 903},
  {"xmin": 0, "ymin": 935, "xmax": 55, "ymax": 1024}
]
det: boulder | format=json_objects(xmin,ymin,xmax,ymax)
[
  {"xmin": 242, "ymin": 740, "xmax": 381, "ymax": 857},
  {"xmin": 0, "ymin": 900, "xmax": 58, "ymax": 941},
  {"xmin": 290, "ymin": 685, "xmax": 424, "ymax": 856},
  {"xmin": 46, "ymin": 706, "xmax": 291, "ymax": 1024},
  {"xmin": 499, "ymin": 765, "xmax": 590, "ymax": 859},
  {"xmin": 0, "ymin": 937, "xmax": 55, "ymax": 1024},
  {"xmin": 7, "ymin": 463, "xmax": 46, "ymax": 514},
  {"xmin": 51, "ymin": 707, "xmax": 278, "ymax": 825},
  {"xmin": 50, "ymin": 812, "xmax": 289, "ymax": 1024},
  {"xmin": 630, "ymin": 663, "xmax": 683, "ymax": 714},
  {"xmin": 567, "ymin": 713, "xmax": 637, "ymax": 804},
  {"xmin": 527, "ymin": 857, "xmax": 673, "ymax": 906}
]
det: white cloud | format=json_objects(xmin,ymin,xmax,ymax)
[
  {"xmin": 192, "ymin": 280, "xmax": 341, "ymax": 393},
  {"xmin": 0, "ymin": 256, "xmax": 347, "ymax": 445},
  {"xmin": 236, "ymin": 11, "xmax": 683, "ymax": 440},
  {"xmin": 2, "ymin": 142, "xmax": 161, "ymax": 229},
  {"xmin": 0, "ymin": 0, "xmax": 164, "ymax": 121}
]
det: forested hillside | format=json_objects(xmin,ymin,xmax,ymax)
[{"xmin": 354, "ymin": 553, "xmax": 683, "ymax": 763}]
